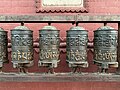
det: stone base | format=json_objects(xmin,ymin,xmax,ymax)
[{"xmin": 0, "ymin": 72, "xmax": 119, "ymax": 82}]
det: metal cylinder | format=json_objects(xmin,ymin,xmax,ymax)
[
  {"xmin": 94, "ymin": 26, "xmax": 118, "ymax": 68},
  {"xmin": 66, "ymin": 26, "xmax": 88, "ymax": 68},
  {"xmin": 11, "ymin": 26, "xmax": 33, "ymax": 68},
  {"xmin": 0, "ymin": 28, "xmax": 8, "ymax": 67},
  {"xmin": 39, "ymin": 26, "xmax": 60, "ymax": 68}
]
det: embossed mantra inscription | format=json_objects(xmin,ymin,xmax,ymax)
[
  {"xmin": 12, "ymin": 35, "xmax": 33, "ymax": 61},
  {"xmin": 94, "ymin": 34, "xmax": 117, "ymax": 62}
]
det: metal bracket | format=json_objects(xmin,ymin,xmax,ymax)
[
  {"xmin": 94, "ymin": 60, "xmax": 118, "ymax": 73},
  {"xmin": 66, "ymin": 61, "xmax": 88, "ymax": 68},
  {"xmin": 38, "ymin": 60, "xmax": 60, "ymax": 68},
  {"xmin": 0, "ymin": 61, "xmax": 3, "ymax": 68}
]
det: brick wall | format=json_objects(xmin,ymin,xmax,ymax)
[
  {"xmin": 0, "ymin": 0, "xmax": 120, "ymax": 90},
  {"xmin": 86, "ymin": 0, "xmax": 120, "ymax": 14},
  {"xmin": 0, "ymin": 0, "xmax": 118, "ymax": 77},
  {"xmin": 0, "ymin": 82, "xmax": 120, "ymax": 90},
  {"xmin": 0, "ymin": 0, "xmax": 120, "ymax": 14},
  {"xmin": 0, "ymin": 0, "xmax": 35, "ymax": 14}
]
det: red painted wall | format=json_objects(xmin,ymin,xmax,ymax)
[
  {"xmin": 0, "ymin": 0, "xmax": 120, "ymax": 90},
  {"xmin": 0, "ymin": 82, "xmax": 120, "ymax": 90},
  {"xmin": 0, "ymin": 0, "xmax": 120, "ymax": 14}
]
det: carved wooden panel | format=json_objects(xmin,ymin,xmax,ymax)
[{"xmin": 35, "ymin": 0, "xmax": 88, "ymax": 13}]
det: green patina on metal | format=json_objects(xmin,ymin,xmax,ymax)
[
  {"xmin": 0, "ymin": 27, "xmax": 8, "ymax": 65},
  {"xmin": 11, "ymin": 26, "xmax": 33, "ymax": 70},
  {"xmin": 39, "ymin": 26, "xmax": 60, "ymax": 70}
]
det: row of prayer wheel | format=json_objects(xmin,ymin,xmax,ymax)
[{"xmin": 0, "ymin": 25, "xmax": 118, "ymax": 73}]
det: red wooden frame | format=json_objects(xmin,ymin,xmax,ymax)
[{"xmin": 35, "ymin": 0, "xmax": 88, "ymax": 13}]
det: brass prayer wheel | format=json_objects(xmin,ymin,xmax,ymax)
[
  {"xmin": 0, "ymin": 28, "xmax": 8, "ymax": 68},
  {"xmin": 66, "ymin": 26, "xmax": 88, "ymax": 73},
  {"xmin": 94, "ymin": 26, "xmax": 118, "ymax": 72},
  {"xmin": 11, "ymin": 26, "xmax": 33, "ymax": 72},
  {"xmin": 38, "ymin": 26, "xmax": 60, "ymax": 73}
]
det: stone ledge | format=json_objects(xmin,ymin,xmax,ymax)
[
  {"xmin": 0, "ymin": 15, "xmax": 75, "ymax": 22},
  {"xmin": 0, "ymin": 73, "xmax": 120, "ymax": 82},
  {"xmin": 0, "ymin": 15, "xmax": 120, "ymax": 22},
  {"xmin": 77, "ymin": 15, "xmax": 120, "ymax": 22}
]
